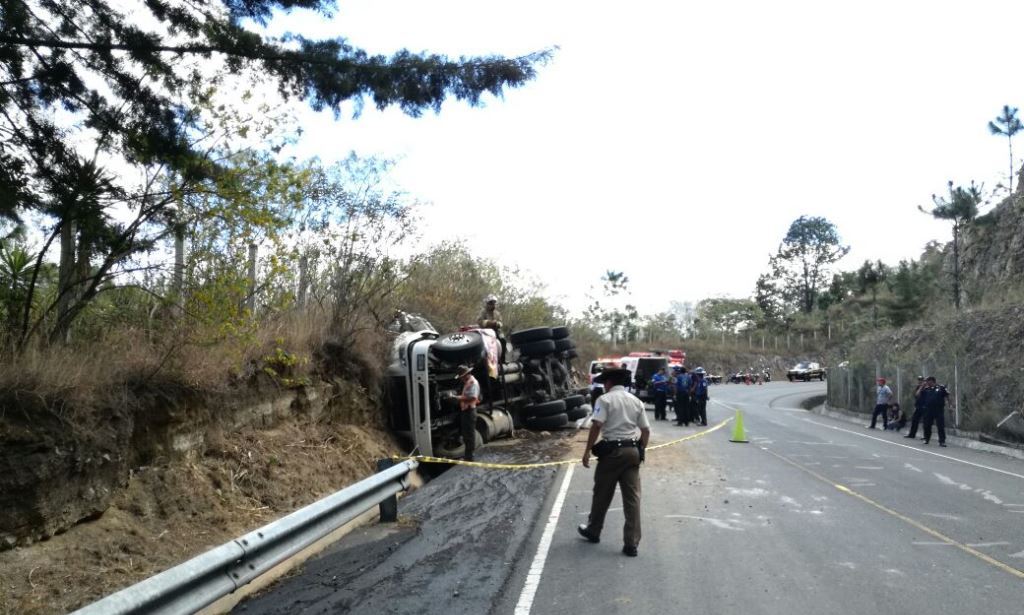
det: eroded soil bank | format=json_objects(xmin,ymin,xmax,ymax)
[{"xmin": 0, "ymin": 377, "xmax": 399, "ymax": 615}]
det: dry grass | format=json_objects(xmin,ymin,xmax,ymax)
[{"xmin": 0, "ymin": 306, "xmax": 344, "ymax": 417}]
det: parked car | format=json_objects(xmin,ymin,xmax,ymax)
[{"xmin": 787, "ymin": 362, "xmax": 826, "ymax": 382}]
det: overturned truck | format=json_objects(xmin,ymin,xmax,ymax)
[{"xmin": 386, "ymin": 317, "xmax": 588, "ymax": 458}]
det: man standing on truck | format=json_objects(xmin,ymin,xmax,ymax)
[
  {"xmin": 578, "ymin": 367, "xmax": 650, "ymax": 557},
  {"xmin": 477, "ymin": 294, "xmax": 503, "ymax": 332},
  {"xmin": 456, "ymin": 364, "xmax": 481, "ymax": 461}
]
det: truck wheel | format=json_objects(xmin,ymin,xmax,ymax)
[
  {"xmin": 554, "ymin": 338, "xmax": 575, "ymax": 352},
  {"xmin": 476, "ymin": 415, "xmax": 496, "ymax": 442},
  {"xmin": 517, "ymin": 339, "xmax": 557, "ymax": 356},
  {"xmin": 523, "ymin": 399, "xmax": 567, "ymax": 418},
  {"xmin": 551, "ymin": 326, "xmax": 571, "ymax": 340},
  {"xmin": 435, "ymin": 437, "xmax": 464, "ymax": 458},
  {"xmin": 787, "ymin": 375, "xmax": 794, "ymax": 382},
  {"xmin": 431, "ymin": 331, "xmax": 485, "ymax": 364},
  {"xmin": 566, "ymin": 349, "xmax": 579, "ymax": 359},
  {"xmin": 524, "ymin": 413, "xmax": 569, "ymax": 430},
  {"xmin": 510, "ymin": 327, "xmax": 553, "ymax": 344},
  {"xmin": 563, "ymin": 394, "xmax": 586, "ymax": 409},
  {"xmin": 566, "ymin": 406, "xmax": 589, "ymax": 421}
]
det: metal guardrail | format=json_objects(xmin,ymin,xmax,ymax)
[{"xmin": 71, "ymin": 459, "xmax": 418, "ymax": 615}]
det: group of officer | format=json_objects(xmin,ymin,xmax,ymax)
[
  {"xmin": 905, "ymin": 375, "xmax": 951, "ymax": 446},
  {"xmin": 649, "ymin": 365, "xmax": 710, "ymax": 426},
  {"xmin": 870, "ymin": 375, "xmax": 950, "ymax": 446}
]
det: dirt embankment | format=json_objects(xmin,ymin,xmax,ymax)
[{"xmin": 0, "ymin": 378, "xmax": 399, "ymax": 615}]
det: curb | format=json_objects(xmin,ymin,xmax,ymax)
[{"xmin": 813, "ymin": 404, "xmax": 1024, "ymax": 463}]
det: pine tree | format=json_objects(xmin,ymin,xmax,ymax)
[{"xmin": 988, "ymin": 105, "xmax": 1023, "ymax": 200}]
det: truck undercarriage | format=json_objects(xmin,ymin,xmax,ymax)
[{"xmin": 386, "ymin": 318, "xmax": 588, "ymax": 458}]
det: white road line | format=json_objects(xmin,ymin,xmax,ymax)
[
  {"xmin": 966, "ymin": 542, "xmax": 1012, "ymax": 548},
  {"xmin": 905, "ymin": 463, "xmax": 923, "ymax": 472},
  {"xmin": 802, "ymin": 418, "xmax": 1024, "ymax": 480},
  {"xmin": 514, "ymin": 465, "xmax": 575, "ymax": 615}
]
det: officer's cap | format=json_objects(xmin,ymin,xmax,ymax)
[{"xmin": 594, "ymin": 368, "xmax": 631, "ymax": 385}]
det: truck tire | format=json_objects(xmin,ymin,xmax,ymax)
[
  {"xmin": 431, "ymin": 331, "xmax": 485, "ymax": 364},
  {"xmin": 524, "ymin": 413, "xmax": 569, "ymax": 430},
  {"xmin": 554, "ymin": 338, "xmax": 575, "ymax": 352},
  {"xmin": 510, "ymin": 327, "xmax": 553, "ymax": 344},
  {"xmin": 436, "ymin": 432, "xmax": 483, "ymax": 458},
  {"xmin": 551, "ymin": 326, "xmax": 571, "ymax": 340},
  {"xmin": 566, "ymin": 406, "xmax": 589, "ymax": 421},
  {"xmin": 566, "ymin": 349, "xmax": 579, "ymax": 359},
  {"xmin": 523, "ymin": 399, "xmax": 566, "ymax": 418},
  {"xmin": 563, "ymin": 394, "xmax": 586, "ymax": 409},
  {"xmin": 517, "ymin": 339, "xmax": 557, "ymax": 356},
  {"xmin": 476, "ymin": 415, "xmax": 496, "ymax": 442}
]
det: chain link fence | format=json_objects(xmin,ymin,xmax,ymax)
[{"xmin": 827, "ymin": 352, "xmax": 1024, "ymax": 445}]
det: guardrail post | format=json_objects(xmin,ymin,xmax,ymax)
[{"xmin": 376, "ymin": 459, "xmax": 399, "ymax": 522}]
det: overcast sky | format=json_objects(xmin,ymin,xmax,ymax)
[{"xmin": 262, "ymin": 0, "xmax": 1024, "ymax": 315}]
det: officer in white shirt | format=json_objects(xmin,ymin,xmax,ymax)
[{"xmin": 577, "ymin": 367, "xmax": 650, "ymax": 556}]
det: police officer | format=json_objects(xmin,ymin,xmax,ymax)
[
  {"xmin": 904, "ymin": 376, "xmax": 927, "ymax": 439},
  {"xmin": 578, "ymin": 367, "xmax": 650, "ymax": 557},
  {"xmin": 651, "ymin": 366, "xmax": 669, "ymax": 420},
  {"xmin": 455, "ymin": 364, "xmax": 481, "ymax": 461},
  {"xmin": 689, "ymin": 367, "xmax": 710, "ymax": 426},
  {"xmin": 920, "ymin": 376, "xmax": 949, "ymax": 447},
  {"xmin": 673, "ymin": 366, "xmax": 692, "ymax": 426}
]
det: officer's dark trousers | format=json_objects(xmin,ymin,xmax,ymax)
[
  {"xmin": 588, "ymin": 446, "xmax": 642, "ymax": 547},
  {"xmin": 694, "ymin": 398, "xmax": 707, "ymax": 425},
  {"xmin": 923, "ymin": 409, "xmax": 946, "ymax": 444},
  {"xmin": 675, "ymin": 393, "xmax": 690, "ymax": 424},
  {"xmin": 870, "ymin": 404, "xmax": 888, "ymax": 428},
  {"xmin": 460, "ymin": 407, "xmax": 478, "ymax": 460},
  {"xmin": 906, "ymin": 407, "xmax": 924, "ymax": 437},
  {"xmin": 653, "ymin": 390, "xmax": 667, "ymax": 420}
]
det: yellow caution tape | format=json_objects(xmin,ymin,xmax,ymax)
[
  {"xmin": 390, "ymin": 416, "xmax": 733, "ymax": 469},
  {"xmin": 646, "ymin": 416, "xmax": 732, "ymax": 450}
]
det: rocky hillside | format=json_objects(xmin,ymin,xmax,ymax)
[{"xmin": 956, "ymin": 185, "xmax": 1024, "ymax": 305}]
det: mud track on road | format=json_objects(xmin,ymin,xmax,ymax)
[{"xmin": 235, "ymin": 430, "xmax": 579, "ymax": 614}]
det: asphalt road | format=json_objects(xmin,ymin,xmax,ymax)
[
  {"xmin": 237, "ymin": 382, "xmax": 1024, "ymax": 614},
  {"xmin": 495, "ymin": 381, "xmax": 1024, "ymax": 614}
]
